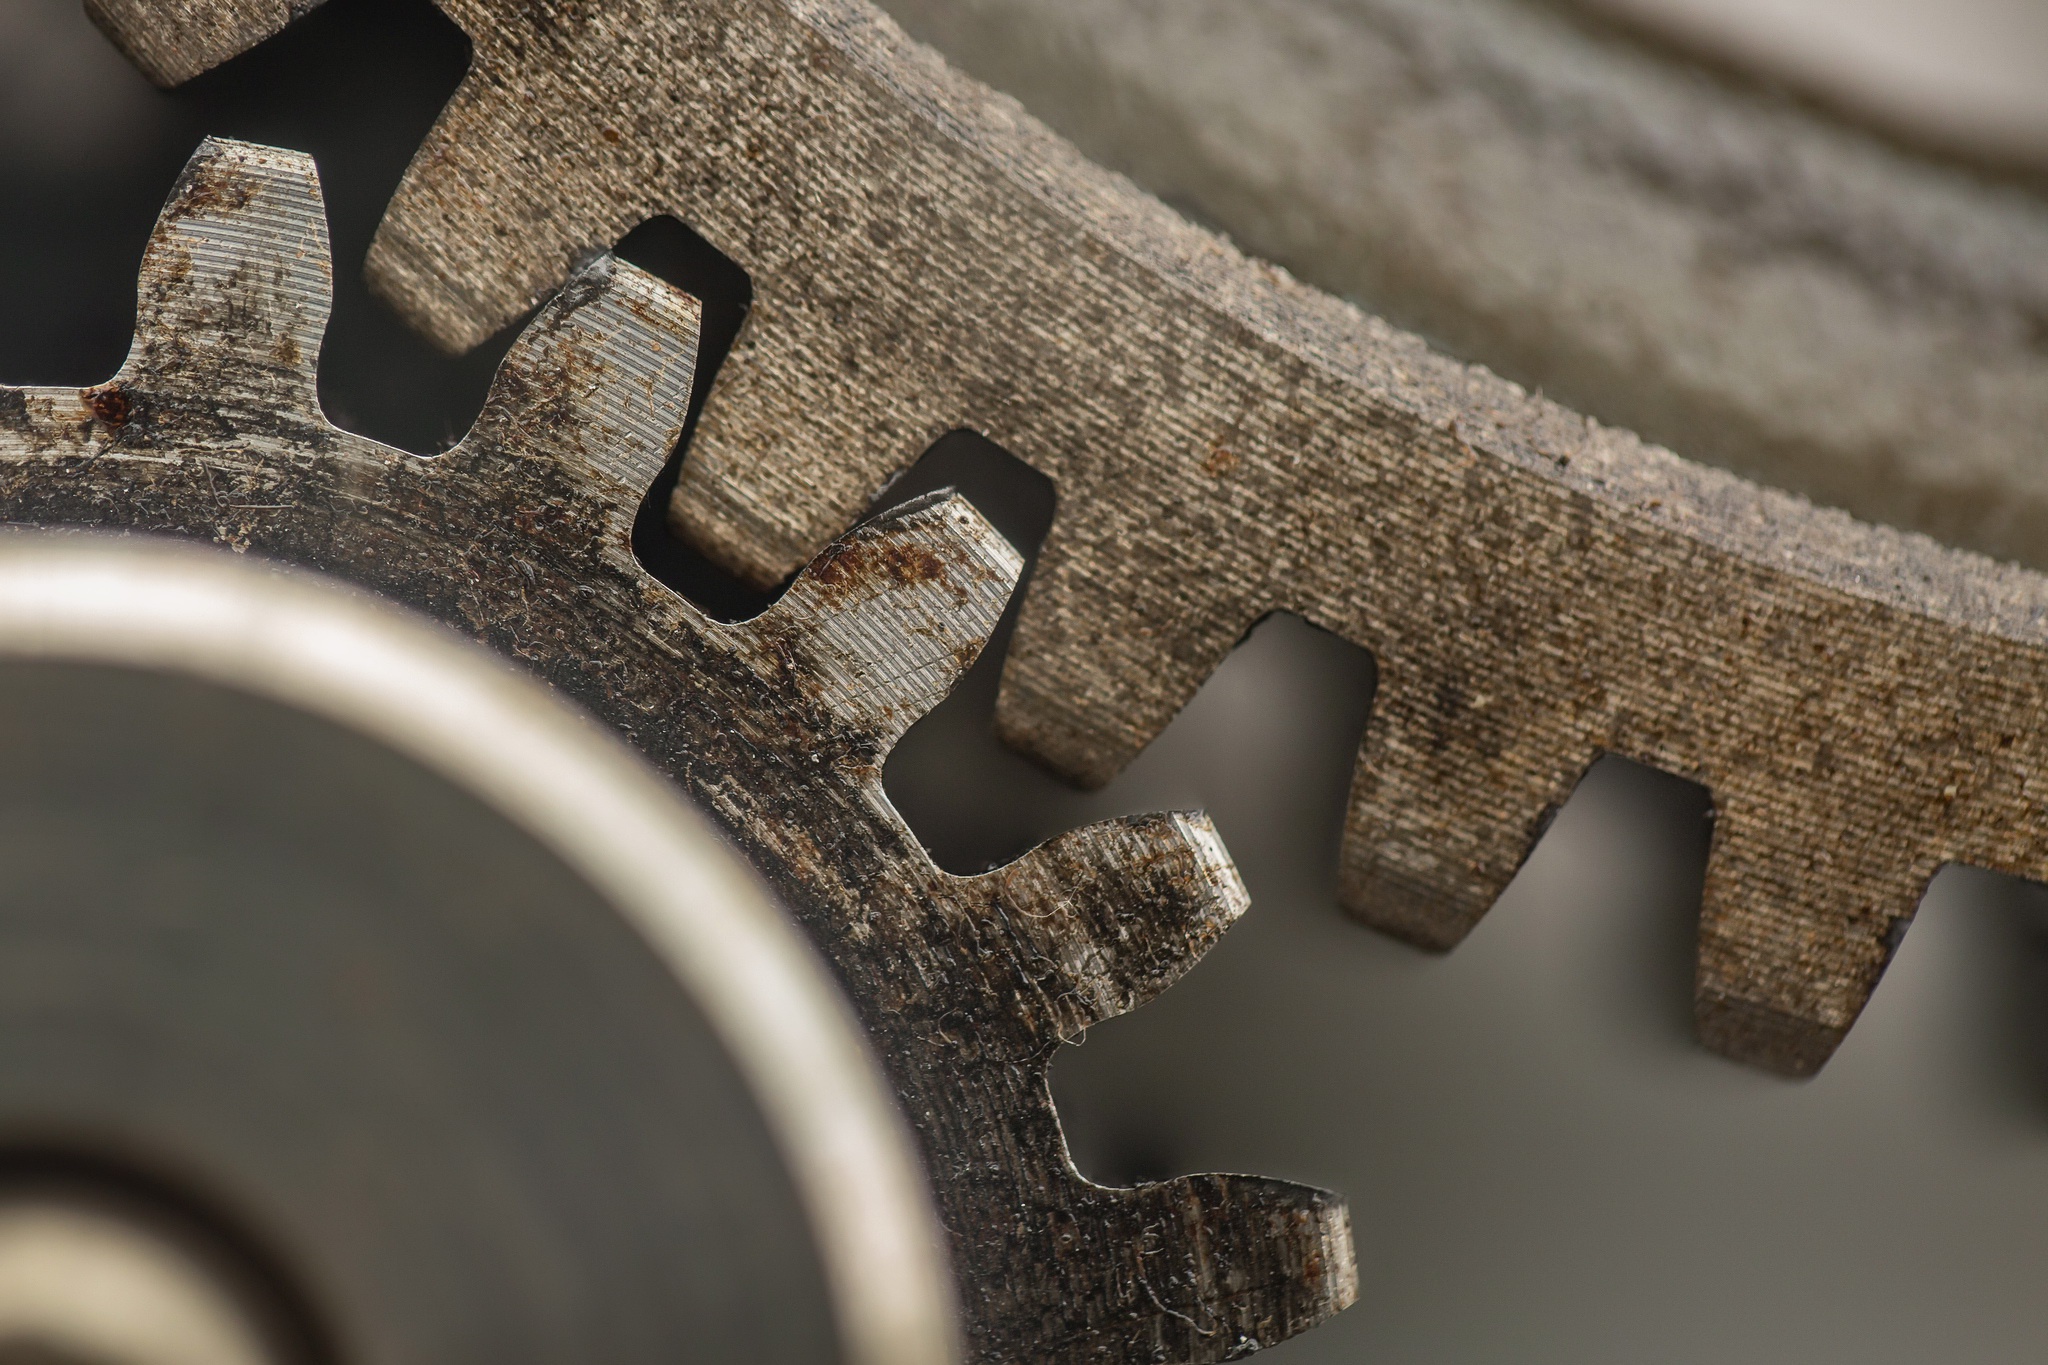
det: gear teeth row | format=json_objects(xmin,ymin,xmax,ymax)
[
  {"xmin": 739, "ymin": 485, "xmax": 1353, "ymax": 1357},
  {"xmin": 0, "ymin": 141, "xmax": 1354, "ymax": 1362},
  {"xmin": 97, "ymin": 0, "xmax": 2048, "ymax": 1078}
]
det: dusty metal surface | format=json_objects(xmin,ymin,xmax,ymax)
[
  {"xmin": 85, "ymin": 0, "xmax": 2048, "ymax": 1079},
  {"xmin": 0, "ymin": 140, "xmax": 1354, "ymax": 1363},
  {"xmin": 875, "ymin": 0, "xmax": 2048, "ymax": 571}
]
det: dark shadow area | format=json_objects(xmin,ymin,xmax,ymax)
[
  {"xmin": 618, "ymin": 216, "xmax": 773, "ymax": 622},
  {"xmin": 1547, "ymin": 756, "xmax": 1717, "ymax": 1050},
  {"xmin": 0, "ymin": 0, "xmax": 491, "ymax": 453}
]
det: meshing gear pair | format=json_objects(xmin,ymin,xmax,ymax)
[
  {"xmin": 0, "ymin": 142, "xmax": 1353, "ymax": 1361},
  {"xmin": 88, "ymin": 0, "xmax": 2048, "ymax": 1081}
]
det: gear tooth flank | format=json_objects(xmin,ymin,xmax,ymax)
[
  {"xmin": 1100, "ymin": 1173, "xmax": 1357, "ymax": 1360},
  {"xmin": 457, "ymin": 256, "xmax": 701, "ymax": 538},
  {"xmin": 981, "ymin": 811, "xmax": 1247, "ymax": 1041},
  {"xmin": 755, "ymin": 493, "xmax": 1022, "ymax": 749},
  {"xmin": 117, "ymin": 138, "xmax": 331, "ymax": 427}
]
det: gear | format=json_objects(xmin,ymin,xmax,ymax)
[
  {"xmin": 84, "ymin": 0, "xmax": 2048, "ymax": 1078},
  {"xmin": 0, "ymin": 534, "xmax": 950, "ymax": 1365},
  {"xmin": 0, "ymin": 139, "xmax": 1354, "ymax": 1362}
]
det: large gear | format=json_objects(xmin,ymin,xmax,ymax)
[
  {"xmin": 0, "ymin": 138, "xmax": 1354, "ymax": 1362},
  {"xmin": 84, "ymin": 0, "xmax": 2048, "ymax": 1078}
]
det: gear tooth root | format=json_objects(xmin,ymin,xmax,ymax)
[
  {"xmin": 124, "ymin": 139, "xmax": 332, "ymax": 417},
  {"xmin": 753, "ymin": 494, "xmax": 1021, "ymax": 747},
  {"xmin": 983, "ymin": 811, "xmax": 1248, "ymax": 1038},
  {"xmin": 463, "ymin": 256, "xmax": 703, "ymax": 506}
]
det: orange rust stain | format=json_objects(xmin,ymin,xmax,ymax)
[
  {"xmin": 1202, "ymin": 442, "xmax": 1239, "ymax": 478},
  {"xmin": 82, "ymin": 384, "xmax": 132, "ymax": 430},
  {"xmin": 165, "ymin": 170, "xmax": 257, "ymax": 224},
  {"xmin": 807, "ymin": 535, "xmax": 950, "ymax": 599}
]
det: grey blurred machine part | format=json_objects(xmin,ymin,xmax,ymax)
[
  {"xmin": 0, "ymin": 1187, "xmax": 289, "ymax": 1365},
  {"xmin": 877, "ymin": 0, "xmax": 2048, "ymax": 568},
  {"xmin": 0, "ymin": 533, "xmax": 953, "ymax": 1365}
]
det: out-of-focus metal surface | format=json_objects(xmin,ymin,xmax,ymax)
[
  {"xmin": 1580, "ymin": 0, "xmax": 2048, "ymax": 169},
  {"xmin": 0, "ymin": 1192, "xmax": 286, "ymax": 1365},
  {"xmin": 0, "ymin": 531, "xmax": 953, "ymax": 1365}
]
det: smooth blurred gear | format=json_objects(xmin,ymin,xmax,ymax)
[
  {"xmin": 0, "ymin": 532, "xmax": 954, "ymax": 1365},
  {"xmin": 0, "ymin": 1185, "xmax": 291, "ymax": 1365}
]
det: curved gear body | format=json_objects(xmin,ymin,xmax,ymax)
[{"xmin": 0, "ymin": 140, "xmax": 1354, "ymax": 1362}]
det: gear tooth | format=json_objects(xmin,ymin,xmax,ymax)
[
  {"xmin": 1104, "ymin": 1173, "xmax": 1357, "ymax": 1359},
  {"xmin": 121, "ymin": 138, "xmax": 330, "ymax": 423},
  {"xmin": 459, "ymin": 256, "xmax": 700, "ymax": 527},
  {"xmin": 84, "ymin": 0, "xmax": 312, "ymax": 87},
  {"xmin": 754, "ymin": 493, "xmax": 1022, "ymax": 749},
  {"xmin": 982, "ymin": 811, "xmax": 1247, "ymax": 1041}
]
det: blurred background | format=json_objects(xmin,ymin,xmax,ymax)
[{"xmin": 3, "ymin": 0, "xmax": 2048, "ymax": 1359}]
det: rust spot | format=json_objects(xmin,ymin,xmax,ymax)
[
  {"xmin": 1202, "ymin": 442, "xmax": 1238, "ymax": 478},
  {"xmin": 600, "ymin": 126, "xmax": 623, "ymax": 145},
  {"xmin": 82, "ymin": 384, "xmax": 132, "ymax": 430},
  {"xmin": 164, "ymin": 167, "xmax": 257, "ymax": 224},
  {"xmin": 806, "ymin": 534, "xmax": 950, "ymax": 598},
  {"xmin": 272, "ymin": 334, "xmax": 303, "ymax": 369}
]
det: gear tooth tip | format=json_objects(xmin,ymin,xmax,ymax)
[
  {"xmin": 1113, "ymin": 1174, "xmax": 1357, "ymax": 1347},
  {"xmin": 126, "ymin": 138, "xmax": 331, "ymax": 414},
  {"xmin": 985, "ymin": 812, "xmax": 1249, "ymax": 1037},
  {"xmin": 874, "ymin": 489, "xmax": 1025, "ymax": 584},
  {"xmin": 1165, "ymin": 809, "xmax": 1249, "ymax": 924},
  {"xmin": 754, "ymin": 496, "xmax": 1020, "ymax": 746},
  {"xmin": 465, "ymin": 252, "xmax": 701, "ymax": 503}
]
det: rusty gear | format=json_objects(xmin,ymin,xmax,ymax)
[{"xmin": 0, "ymin": 139, "xmax": 1355, "ymax": 1363}]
